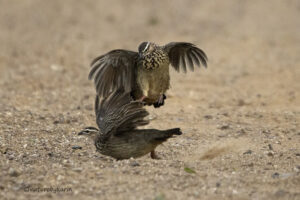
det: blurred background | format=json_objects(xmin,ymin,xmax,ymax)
[
  {"xmin": 0, "ymin": 0, "xmax": 299, "ymax": 199},
  {"xmin": 0, "ymin": 0, "xmax": 299, "ymax": 111}
]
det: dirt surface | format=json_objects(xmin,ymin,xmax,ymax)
[{"xmin": 0, "ymin": 0, "xmax": 299, "ymax": 199}]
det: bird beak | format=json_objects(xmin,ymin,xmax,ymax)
[
  {"xmin": 139, "ymin": 52, "xmax": 143, "ymax": 58},
  {"xmin": 78, "ymin": 130, "xmax": 88, "ymax": 135}
]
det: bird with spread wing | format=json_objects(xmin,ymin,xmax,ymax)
[
  {"xmin": 89, "ymin": 42, "xmax": 207, "ymax": 108},
  {"xmin": 78, "ymin": 89, "xmax": 182, "ymax": 159}
]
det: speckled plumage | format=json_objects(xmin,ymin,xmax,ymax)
[
  {"xmin": 139, "ymin": 47, "xmax": 168, "ymax": 70},
  {"xmin": 78, "ymin": 89, "xmax": 182, "ymax": 160},
  {"xmin": 89, "ymin": 42, "xmax": 208, "ymax": 108}
]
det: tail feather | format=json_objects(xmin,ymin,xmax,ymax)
[
  {"xmin": 154, "ymin": 128, "xmax": 182, "ymax": 142},
  {"xmin": 163, "ymin": 128, "xmax": 182, "ymax": 135}
]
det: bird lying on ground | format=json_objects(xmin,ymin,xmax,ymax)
[
  {"xmin": 78, "ymin": 89, "xmax": 182, "ymax": 160},
  {"xmin": 89, "ymin": 42, "xmax": 207, "ymax": 108}
]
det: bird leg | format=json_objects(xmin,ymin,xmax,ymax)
[
  {"xmin": 150, "ymin": 150, "xmax": 160, "ymax": 159},
  {"xmin": 138, "ymin": 96, "xmax": 147, "ymax": 102}
]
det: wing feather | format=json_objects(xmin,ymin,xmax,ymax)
[
  {"xmin": 190, "ymin": 50, "xmax": 201, "ymax": 66},
  {"xmin": 185, "ymin": 52, "xmax": 195, "ymax": 72},
  {"xmin": 89, "ymin": 50, "xmax": 138, "ymax": 98},
  {"xmin": 163, "ymin": 42, "xmax": 208, "ymax": 73},
  {"xmin": 95, "ymin": 89, "xmax": 149, "ymax": 135},
  {"xmin": 179, "ymin": 55, "xmax": 187, "ymax": 73}
]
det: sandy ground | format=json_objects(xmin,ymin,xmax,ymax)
[{"xmin": 0, "ymin": 0, "xmax": 299, "ymax": 199}]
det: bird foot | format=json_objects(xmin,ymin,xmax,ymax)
[
  {"xmin": 153, "ymin": 94, "xmax": 166, "ymax": 108},
  {"xmin": 150, "ymin": 150, "xmax": 161, "ymax": 159}
]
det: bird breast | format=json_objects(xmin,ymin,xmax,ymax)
[
  {"xmin": 137, "ymin": 60, "xmax": 170, "ymax": 103},
  {"xmin": 141, "ymin": 49, "xmax": 168, "ymax": 70}
]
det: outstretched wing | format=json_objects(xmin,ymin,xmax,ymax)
[
  {"xmin": 163, "ymin": 42, "xmax": 208, "ymax": 73},
  {"xmin": 95, "ymin": 89, "xmax": 149, "ymax": 135},
  {"xmin": 89, "ymin": 50, "xmax": 138, "ymax": 97}
]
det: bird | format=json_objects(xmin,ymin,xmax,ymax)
[
  {"xmin": 88, "ymin": 42, "xmax": 207, "ymax": 108},
  {"xmin": 78, "ymin": 89, "xmax": 182, "ymax": 160}
]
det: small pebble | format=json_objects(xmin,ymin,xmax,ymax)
[
  {"xmin": 294, "ymin": 166, "xmax": 300, "ymax": 172},
  {"xmin": 274, "ymin": 189, "xmax": 287, "ymax": 197},
  {"xmin": 72, "ymin": 145, "xmax": 82, "ymax": 150},
  {"xmin": 237, "ymin": 129, "xmax": 246, "ymax": 134},
  {"xmin": 130, "ymin": 161, "xmax": 140, "ymax": 167},
  {"xmin": 267, "ymin": 152, "xmax": 274, "ymax": 157},
  {"xmin": 8, "ymin": 168, "xmax": 20, "ymax": 177},
  {"xmin": 7, "ymin": 155, "xmax": 14, "ymax": 160},
  {"xmin": 272, "ymin": 172, "xmax": 280, "ymax": 178},
  {"xmin": 204, "ymin": 115, "xmax": 213, "ymax": 119},
  {"xmin": 243, "ymin": 150, "xmax": 252, "ymax": 155},
  {"xmin": 57, "ymin": 175, "xmax": 64, "ymax": 181},
  {"xmin": 219, "ymin": 124, "xmax": 230, "ymax": 130},
  {"xmin": 268, "ymin": 144, "xmax": 273, "ymax": 151},
  {"xmin": 217, "ymin": 134, "xmax": 227, "ymax": 138},
  {"xmin": 0, "ymin": 147, "xmax": 8, "ymax": 154},
  {"xmin": 280, "ymin": 173, "xmax": 293, "ymax": 179},
  {"xmin": 72, "ymin": 168, "xmax": 83, "ymax": 172},
  {"xmin": 237, "ymin": 99, "xmax": 246, "ymax": 106},
  {"xmin": 176, "ymin": 118, "xmax": 184, "ymax": 122}
]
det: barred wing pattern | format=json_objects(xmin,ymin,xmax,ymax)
[
  {"xmin": 89, "ymin": 50, "xmax": 138, "ymax": 98},
  {"xmin": 163, "ymin": 42, "xmax": 208, "ymax": 73},
  {"xmin": 95, "ymin": 89, "xmax": 149, "ymax": 135}
]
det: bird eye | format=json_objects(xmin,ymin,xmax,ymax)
[
  {"xmin": 143, "ymin": 42, "xmax": 150, "ymax": 52},
  {"xmin": 138, "ymin": 42, "xmax": 150, "ymax": 53}
]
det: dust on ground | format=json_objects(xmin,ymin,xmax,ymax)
[{"xmin": 0, "ymin": 0, "xmax": 299, "ymax": 199}]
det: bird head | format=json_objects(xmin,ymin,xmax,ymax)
[
  {"xmin": 138, "ymin": 42, "xmax": 155, "ymax": 56},
  {"xmin": 78, "ymin": 127, "xmax": 99, "ymax": 141}
]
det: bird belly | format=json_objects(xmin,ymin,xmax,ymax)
[
  {"xmin": 136, "ymin": 64, "xmax": 170, "ymax": 103},
  {"xmin": 98, "ymin": 134, "xmax": 157, "ymax": 159}
]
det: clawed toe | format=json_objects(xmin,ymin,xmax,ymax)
[
  {"xmin": 153, "ymin": 102, "xmax": 162, "ymax": 108},
  {"xmin": 153, "ymin": 94, "xmax": 166, "ymax": 108}
]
